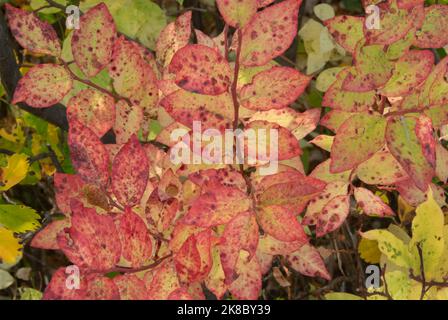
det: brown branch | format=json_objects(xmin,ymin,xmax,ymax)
[
  {"xmin": 104, "ymin": 254, "xmax": 172, "ymax": 274},
  {"xmin": 417, "ymin": 243, "xmax": 427, "ymax": 300}
]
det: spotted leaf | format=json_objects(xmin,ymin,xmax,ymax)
[
  {"xmin": 330, "ymin": 113, "xmax": 387, "ymax": 173},
  {"xmin": 216, "ymin": 0, "xmax": 257, "ymax": 28},
  {"xmin": 286, "ymin": 244, "xmax": 331, "ymax": 280},
  {"xmin": 239, "ymin": 0, "xmax": 302, "ymax": 67},
  {"xmin": 5, "ymin": 4, "xmax": 61, "ymax": 56},
  {"xmin": 354, "ymin": 187, "xmax": 394, "ymax": 217},
  {"xmin": 13, "ymin": 64, "xmax": 72, "ymax": 108},
  {"xmin": 71, "ymin": 3, "xmax": 116, "ymax": 77},
  {"xmin": 169, "ymin": 44, "xmax": 232, "ymax": 95},
  {"xmin": 239, "ymin": 66, "xmax": 311, "ymax": 111}
]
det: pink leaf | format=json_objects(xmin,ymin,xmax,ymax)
[
  {"xmin": 240, "ymin": 66, "xmax": 311, "ymax": 111},
  {"xmin": 239, "ymin": 0, "xmax": 302, "ymax": 66},
  {"xmin": 156, "ymin": 11, "xmax": 192, "ymax": 69},
  {"xmin": 112, "ymin": 135, "xmax": 149, "ymax": 207},
  {"xmin": 354, "ymin": 187, "xmax": 394, "ymax": 217},
  {"xmin": 113, "ymin": 274, "xmax": 148, "ymax": 300},
  {"xmin": 257, "ymin": 205, "xmax": 307, "ymax": 242},
  {"xmin": 219, "ymin": 211, "xmax": 259, "ymax": 283},
  {"xmin": 68, "ymin": 119, "xmax": 110, "ymax": 187},
  {"xmin": 115, "ymin": 208, "xmax": 153, "ymax": 268},
  {"xmin": 57, "ymin": 200, "xmax": 121, "ymax": 271},
  {"xmin": 67, "ymin": 88, "xmax": 115, "ymax": 138},
  {"xmin": 182, "ymin": 184, "xmax": 251, "ymax": 227},
  {"xmin": 228, "ymin": 253, "xmax": 262, "ymax": 300},
  {"xmin": 169, "ymin": 44, "xmax": 232, "ymax": 95},
  {"xmin": 12, "ymin": 64, "xmax": 72, "ymax": 108},
  {"xmin": 286, "ymin": 244, "xmax": 331, "ymax": 280},
  {"xmin": 316, "ymin": 195, "xmax": 350, "ymax": 237},
  {"xmin": 114, "ymin": 100, "xmax": 144, "ymax": 145},
  {"xmin": 71, "ymin": 3, "xmax": 116, "ymax": 77},
  {"xmin": 5, "ymin": 4, "xmax": 61, "ymax": 56}
]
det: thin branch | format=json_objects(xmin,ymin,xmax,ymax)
[
  {"xmin": 417, "ymin": 243, "xmax": 427, "ymax": 300},
  {"xmin": 104, "ymin": 254, "xmax": 172, "ymax": 274}
]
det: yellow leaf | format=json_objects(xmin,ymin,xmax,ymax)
[
  {"xmin": 362, "ymin": 229, "xmax": 412, "ymax": 268},
  {"xmin": 0, "ymin": 227, "xmax": 22, "ymax": 264},
  {"xmin": 385, "ymin": 269, "xmax": 413, "ymax": 300},
  {"xmin": 358, "ymin": 238, "xmax": 381, "ymax": 264},
  {"xmin": 325, "ymin": 292, "xmax": 363, "ymax": 300},
  {"xmin": 410, "ymin": 189, "xmax": 445, "ymax": 278},
  {"xmin": 0, "ymin": 154, "xmax": 29, "ymax": 191}
]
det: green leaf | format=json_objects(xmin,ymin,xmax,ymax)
[
  {"xmin": 0, "ymin": 205, "xmax": 40, "ymax": 233},
  {"xmin": 330, "ymin": 113, "xmax": 387, "ymax": 173},
  {"xmin": 20, "ymin": 287, "xmax": 43, "ymax": 300},
  {"xmin": 0, "ymin": 269, "xmax": 14, "ymax": 290},
  {"xmin": 325, "ymin": 292, "xmax": 363, "ymax": 300}
]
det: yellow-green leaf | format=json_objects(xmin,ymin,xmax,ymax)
[
  {"xmin": 0, "ymin": 154, "xmax": 29, "ymax": 191},
  {"xmin": 0, "ymin": 205, "xmax": 40, "ymax": 233}
]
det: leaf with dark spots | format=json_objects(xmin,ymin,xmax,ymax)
[
  {"xmin": 72, "ymin": 3, "xmax": 116, "ymax": 77},
  {"xmin": 239, "ymin": 0, "xmax": 302, "ymax": 66},
  {"xmin": 239, "ymin": 66, "xmax": 311, "ymax": 111},
  {"xmin": 67, "ymin": 88, "xmax": 115, "ymax": 139},
  {"xmin": 12, "ymin": 64, "xmax": 72, "ymax": 108},
  {"xmin": 57, "ymin": 200, "xmax": 121, "ymax": 271},
  {"xmin": 115, "ymin": 208, "xmax": 153, "ymax": 268},
  {"xmin": 68, "ymin": 119, "xmax": 110, "ymax": 187},
  {"xmin": 5, "ymin": 4, "xmax": 61, "ymax": 56},
  {"xmin": 112, "ymin": 134, "xmax": 149, "ymax": 207},
  {"xmin": 169, "ymin": 44, "xmax": 232, "ymax": 95}
]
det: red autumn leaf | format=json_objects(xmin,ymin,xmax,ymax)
[
  {"xmin": 228, "ymin": 252, "xmax": 262, "ymax": 300},
  {"xmin": 111, "ymin": 135, "xmax": 149, "ymax": 207},
  {"xmin": 182, "ymin": 184, "xmax": 251, "ymax": 227},
  {"xmin": 174, "ymin": 230, "xmax": 212, "ymax": 283},
  {"xmin": 31, "ymin": 219, "xmax": 70, "ymax": 250},
  {"xmin": 12, "ymin": 64, "xmax": 72, "ymax": 108},
  {"xmin": 303, "ymin": 181, "xmax": 349, "ymax": 225},
  {"xmin": 156, "ymin": 11, "xmax": 192, "ymax": 69},
  {"xmin": 43, "ymin": 267, "xmax": 87, "ymax": 300},
  {"xmin": 257, "ymin": 170, "xmax": 326, "ymax": 213},
  {"xmin": 286, "ymin": 244, "xmax": 331, "ymax": 280},
  {"xmin": 239, "ymin": 0, "xmax": 302, "ymax": 66},
  {"xmin": 219, "ymin": 211, "xmax": 259, "ymax": 283},
  {"xmin": 415, "ymin": 115, "xmax": 436, "ymax": 169},
  {"xmin": 414, "ymin": 5, "xmax": 448, "ymax": 48},
  {"xmin": 66, "ymin": 88, "xmax": 115, "ymax": 138},
  {"xmin": 169, "ymin": 44, "xmax": 232, "ymax": 95},
  {"xmin": 188, "ymin": 168, "xmax": 247, "ymax": 193},
  {"xmin": 109, "ymin": 36, "xmax": 158, "ymax": 114},
  {"xmin": 68, "ymin": 119, "xmax": 110, "ymax": 187},
  {"xmin": 114, "ymin": 100, "xmax": 144, "ymax": 145},
  {"xmin": 53, "ymin": 173, "xmax": 85, "ymax": 214},
  {"xmin": 84, "ymin": 274, "xmax": 120, "ymax": 300},
  {"xmin": 71, "ymin": 3, "xmax": 116, "ymax": 77},
  {"xmin": 386, "ymin": 115, "xmax": 434, "ymax": 191},
  {"xmin": 57, "ymin": 200, "xmax": 121, "ymax": 271},
  {"xmin": 239, "ymin": 66, "xmax": 311, "ymax": 111},
  {"xmin": 320, "ymin": 110, "xmax": 355, "ymax": 133},
  {"xmin": 330, "ymin": 113, "xmax": 387, "ymax": 173},
  {"xmin": 216, "ymin": 0, "xmax": 257, "ymax": 28},
  {"xmin": 354, "ymin": 187, "xmax": 394, "ymax": 217},
  {"xmin": 257, "ymin": 205, "xmax": 307, "ymax": 243},
  {"xmin": 160, "ymin": 89, "xmax": 234, "ymax": 132},
  {"xmin": 258, "ymin": 234, "xmax": 306, "ymax": 255},
  {"xmin": 116, "ymin": 208, "xmax": 153, "ymax": 268},
  {"xmin": 5, "ymin": 4, "xmax": 61, "ymax": 56},
  {"xmin": 168, "ymin": 288, "xmax": 194, "ymax": 300},
  {"xmin": 245, "ymin": 120, "xmax": 302, "ymax": 161},
  {"xmin": 316, "ymin": 195, "xmax": 350, "ymax": 237},
  {"xmin": 147, "ymin": 262, "xmax": 181, "ymax": 300},
  {"xmin": 113, "ymin": 274, "xmax": 148, "ymax": 300}
]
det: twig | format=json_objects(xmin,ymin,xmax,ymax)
[{"xmin": 104, "ymin": 254, "xmax": 172, "ymax": 274}]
